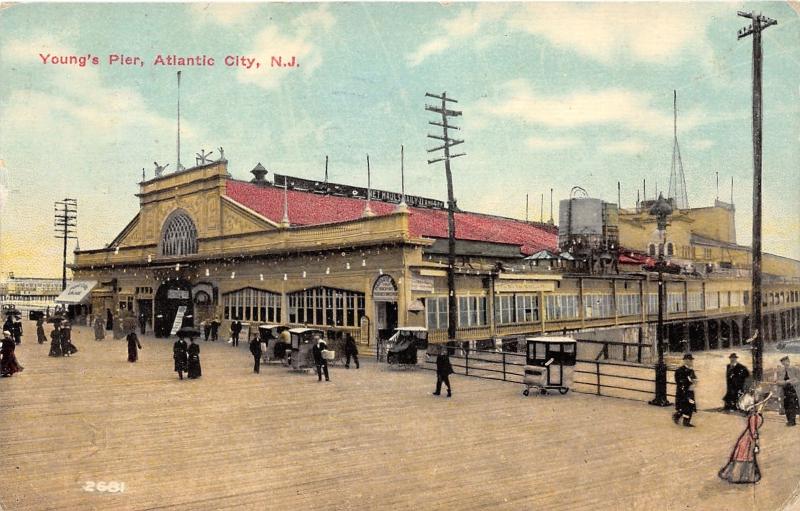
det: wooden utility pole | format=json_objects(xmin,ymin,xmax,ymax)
[
  {"xmin": 54, "ymin": 198, "xmax": 78, "ymax": 290},
  {"xmin": 426, "ymin": 92, "xmax": 465, "ymax": 344},
  {"xmin": 738, "ymin": 10, "xmax": 777, "ymax": 382}
]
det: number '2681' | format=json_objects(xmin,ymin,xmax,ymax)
[{"xmin": 82, "ymin": 481, "xmax": 126, "ymax": 493}]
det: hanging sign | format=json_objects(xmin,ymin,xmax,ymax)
[{"xmin": 372, "ymin": 275, "xmax": 398, "ymax": 302}]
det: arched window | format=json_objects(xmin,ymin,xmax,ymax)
[
  {"xmin": 648, "ymin": 244, "xmax": 656, "ymax": 257},
  {"xmin": 667, "ymin": 242, "xmax": 674, "ymax": 257},
  {"xmin": 161, "ymin": 211, "xmax": 198, "ymax": 256}
]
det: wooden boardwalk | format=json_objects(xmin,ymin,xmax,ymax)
[{"xmin": 1, "ymin": 322, "xmax": 798, "ymax": 511}]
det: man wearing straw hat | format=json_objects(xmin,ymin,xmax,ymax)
[{"xmin": 771, "ymin": 356, "xmax": 799, "ymax": 427}]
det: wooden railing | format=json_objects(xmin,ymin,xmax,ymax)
[{"xmin": 421, "ymin": 346, "xmax": 677, "ymax": 403}]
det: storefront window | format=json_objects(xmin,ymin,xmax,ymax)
[
  {"xmin": 223, "ymin": 288, "xmax": 281, "ymax": 324},
  {"xmin": 287, "ymin": 287, "xmax": 365, "ymax": 327}
]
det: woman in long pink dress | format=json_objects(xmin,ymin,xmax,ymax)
[{"xmin": 719, "ymin": 392, "xmax": 771, "ymax": 484}]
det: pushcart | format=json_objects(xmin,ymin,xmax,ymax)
[
  {"xmin": 258, "ymin": 324, "xmax": 289, "ymax": 364},
  {"xmin": 522, "ymin": 336, "xmax": 576, "ymax": 396},
  {"xmin": 288, "ymin": 327, "xmax": 322, "ymax": 372},
  {"xmin": 386, "ymin": 327, "xmax": 428, "ymax": 367}
]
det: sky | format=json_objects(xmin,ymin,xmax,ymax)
[{"xmin": 1, "ymin": 2, "xmax": 799, "ymax": 278}]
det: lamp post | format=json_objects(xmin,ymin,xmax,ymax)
[{"xmin": 649, "ymin": 193, "xmax": 672, "ymax": 407}]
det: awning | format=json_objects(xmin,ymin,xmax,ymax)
[{"xmin": 55, "ymin": 281, "xmax": 98, "ymax": 304}]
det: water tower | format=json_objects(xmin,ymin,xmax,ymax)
[{"xmin": 558, "ymin": 187, "xmax": 619, "ymax": 274}]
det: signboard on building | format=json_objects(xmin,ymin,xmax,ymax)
[
  {"xmin": 372, "ymin": 275, "xmax": 398, "ymax": 302},
  {"xmin": 410, "ymin": 274, "xmax": 435, "ymax": 293},
  {"xmin": 274, "ymin": 173, "xmax": 445, "ymax": 210},
  {"xmin": 167, "ymin": 289, "xmax": 190, "ymax": 300}
]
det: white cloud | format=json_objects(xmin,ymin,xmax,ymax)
[
  {"xmin": 1, "ymin": 34, "xmax": 73, "ymax": 63},
  {"xmin": 406, "ymin": 4, "xmax": 508, "ymax": 66},
  {"xmin": 600, "ymin": 139, "xmax": 649, "ymax": 155},
  {"xmin": 526, "ymin": 136, "xmax": 580, "ymax": 151},
  {"xmin": 408, "ymin": 3, "xmax": 722, "ymax": 67},
  {"xmin": 508, "ymin": 3, "xmax": 720, "ymax": 64},
  {"xmin": 236, "ymin": 5, "xmax": 335, "ymax": 90},
  {"xmin": 189, "ymin": 3, "xmax": 261, "ymax": 27},
  {"xmin": 406, "ymin": 37, "xmax": 450, "ymax": 67},
  {"xmin": 474, "ymin": 80, "xmax": 706, "ymax": 137}
]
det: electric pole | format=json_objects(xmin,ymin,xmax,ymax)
[
  {"xmin": 738, "ymin": 10, "xmax": 777, "ymax": 382},
  {"xmin": 54, "ymin": 198, "xmax": 78, "ymax": 290},
  {"xmin": 426, "ymin": 92, "xmax": 465, "ymax": 344}
]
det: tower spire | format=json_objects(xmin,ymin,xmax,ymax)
[{"xmin": 667, "ymin": 90, "xmax": 689, "ymax": 209}]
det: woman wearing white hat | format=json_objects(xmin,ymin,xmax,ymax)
[{"xmin": 718, "ymin": 390, "xmax": 772, "ymax": 484}]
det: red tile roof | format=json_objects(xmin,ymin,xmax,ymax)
[{"xmin": 225, "ymin": 180, "xmax": 558, "ymax": 256}]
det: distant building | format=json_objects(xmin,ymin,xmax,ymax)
[
  {"xmin": 618, "ymin": 199, "xmax": 800, "ymax": 279},
  {"xmin": 0, "ymin": 273, "xmax": 64, "ymax": 312}
]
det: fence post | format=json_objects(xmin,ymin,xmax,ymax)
[
  {"xmin": 502, "ymin": 351, "xmax": 507, "ymax": 381},
  {"xmin": 465, "ymin": 346, "xmax": 469, "ymax": 376},
  {"xmin": 623, "ymin": 344, "xmax": 628, "ymax": 363},
  {"xmin": 596, "ymin": 361, "xmax": 601, "ymax": 396}
]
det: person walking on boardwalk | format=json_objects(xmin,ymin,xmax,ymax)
[
  {"xmin": 772, "ymin": 356, "xmax": 799, "ymax": 427},
  {"xmin": 106, "ymin": 308, "xmax": 113, "ymax": 330},
  {"xmin": 723, "ymin": 353, "xmax": 751, "ymax": 412},
  {"xmin": 126, "ymin": 332, "xmax": 142, "ymax": 363},
  {"xmin": 1, "ymin": 331, "xmax": 23, "ymax": 377},
  {"xmin": 187, "ymin": 338, "xmax": 202, "ymax": 379},
  {"xmin": 249, "ymin": 333, "xmax": 262, "ymax": 374},
  {"xmin": 138, "ymin": 312, "xmax": 147, "ymax": 335},
  {"xmin": 173, "ymin": 335, "xmax": 189, "ymax": 380},
  {"xmin": 719, "ymin": 391, "xmax": 772, "ymax": 484},
  {"xmin": 94, "ymin": 315, "xmax": 105, "ymax": 341},
  {"xmin": 48, "ymin": 325, "xmax": 62, "ymax": 357},
  {"xmin": 202, "ymin": 320, "xmax": 211, "ymax": 342},
  {"xmin": 36, "ymin": 317, "xmax": 47, "ymax": 344},
  {"xmin": 673, "ymin": 353, "xmax": 698, "ymax": 427},
  {"xmin": 2, "ymin": 316, "xmax": 12, "ymax": 339},
  {"xmin": 433, "ymin": 347, "xmax": 453, "ymax": 397},
  {"xmin": 11, "ymin": 316, "xmax": 22, "ymax": 345},
  {"xmin": 344, "ymin": 333, "xmax": 359, "ymax": 369},
  {"xmin": 312, "ymin": 334, "xmax": 330, "ymax": 382},
  {"xmin": 60, "ymin": 323, "xmax": 78, "ymax": 356},
  {"xmin": 210, "ymin": 317, "xmax": 220, "ymax": 342},
  {"xmin": 230, "ymin": 319, "xmax": 242, "ymax": 347}
]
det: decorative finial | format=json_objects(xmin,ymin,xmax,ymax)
[
  {"xmin": 396, "ymin": 145, "xmax": 408, "ymax": 213},
  {"xmin": 218, "ymin": 146, "xmax": 226, "ymax": 162},
  {"xmin": 250, "ymin": 162, "xmax": 267, "ymax": 183},
  {"xmin": 195, "ymin": 149, "xmax": 214, "ymax": 166},
  {"xmin": 154, "ymin": 161, "xmax": 169, "ymax": 177},
  {"xmin": 363, "ymin": 154, "xmax": 375, "ymax": 218},
  {"xmin": 280, "ymin": 180, "xmax": 290, "ymax": 228}
]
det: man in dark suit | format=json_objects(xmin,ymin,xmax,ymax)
[
  {"xmin": 231, "ymin": 320, "xmax": 242, "ymax": 347},
  {"xmin": 673, "ymin": 353, "xmax": 698, "ymax": 427},
  {"xmin": 249, "ymin": 334, "xmax": 262, "ymax": 374},
  {"xmin": 433, "ymin": 348, "xmax": 454, "ymax": 397},
  {"xmin": 723, "ymin": 353, "xmax": 750, "ymax": 411},
  {"xmin": 312, "ymin": 334, "xmax": 330, "ymax": 382},
  {"xmin": 344, "ymin": 333, "xmax": 359, "ymax": 369}
]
